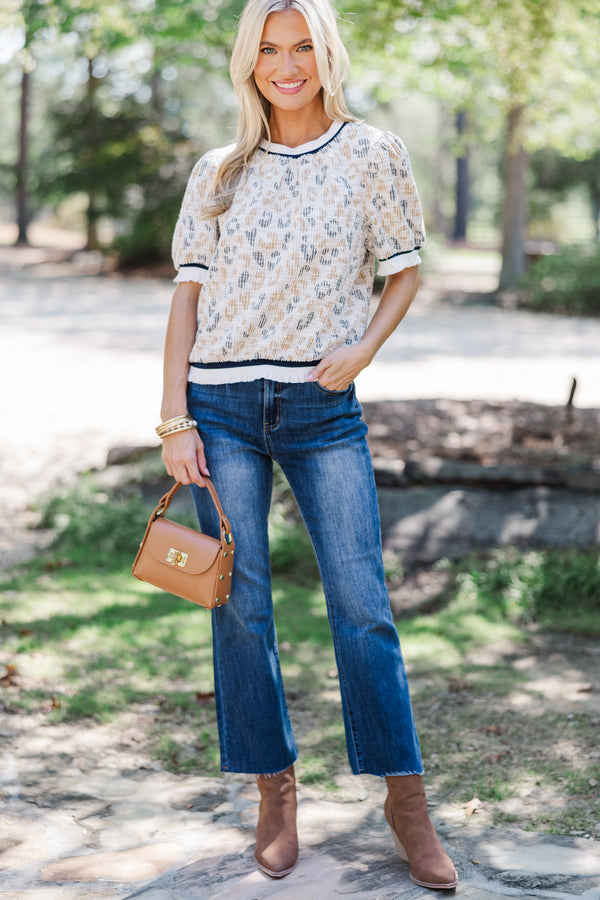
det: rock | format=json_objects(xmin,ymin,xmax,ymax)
[
  {"xmin": 107, "ymin": 445, "xmax": 159, "ymax": 466},
  {"xmin": 40, "ymin": 843, "xmax": 184, "ymax": 884}
]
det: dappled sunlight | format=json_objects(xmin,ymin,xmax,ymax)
[{"xmin": 402, "ymin": 632, "xmax": 463, "ymax": 670}]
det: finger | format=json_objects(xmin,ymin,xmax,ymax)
[
  {"xmin": 196, "ymin": 447, "xmax": 210, "ymax": 478},
  {"xmin": 305, "ymin": 360, "xmax": 328, "ymax": 382}
]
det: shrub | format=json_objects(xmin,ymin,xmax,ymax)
[{"xmin": 518, "ymin": 244, "xmax": 600, "ymax": 315}]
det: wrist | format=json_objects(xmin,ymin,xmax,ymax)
[
  {"xmin": 355, "ymin": 338, "xmax": 377, "ymax": 366},
  {"xmin": 160, "ymin": 398, "xmax": 188, "ymax": 421},
  {"xmin": 160, "ymin": 408, "xmax": 188, "ymax": 421}
]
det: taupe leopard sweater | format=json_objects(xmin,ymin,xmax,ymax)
[{"xmin": 172, "ymin": 120, "xmax": 425, "ymax": 385}]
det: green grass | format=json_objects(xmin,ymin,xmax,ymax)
[
  {"xmin": 456, "ymin": 547, "xmax": 600, "ymax": 633},
  {"xmin": 1, "ymin": 466, "xmax": 599, "ymax": 835}
]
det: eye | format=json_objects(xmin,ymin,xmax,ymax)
[
  {"xmin": 260, "ymin": 46, "xmax": 276, "ymax": 54},
  {"xmin": 298, "ymin": 44, "xmax": 313, "ymax": 52}
]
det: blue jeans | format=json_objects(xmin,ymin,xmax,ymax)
[{"xmin": 187, "ymin": 379, "xmax": 423, "ymax": 777}]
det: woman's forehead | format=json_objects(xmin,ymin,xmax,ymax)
[{"xmin": 260, "ymin": 8, "xmax": 311, "ymax": 43}]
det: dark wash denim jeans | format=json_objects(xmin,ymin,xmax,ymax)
[{"xmin": 187, "ymin": 379, "xmax": 423, "ymax": 777}]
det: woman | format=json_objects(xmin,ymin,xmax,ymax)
[{"xmin": 158, "ymin": 0, "xmax": 457, "ymax": 890}]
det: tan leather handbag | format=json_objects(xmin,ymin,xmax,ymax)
[{"xmin": 132, "ymin": 479, "xmax": 234, "ymax": 609}]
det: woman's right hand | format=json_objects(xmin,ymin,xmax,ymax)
[{"xmin": 161, "ymin": 428, "xmax": 210, "ymax": 486}]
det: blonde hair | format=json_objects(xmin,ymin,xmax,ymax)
[{"xmin": 206, "ymin": 0, "xmax": 356, "ymax": 217}]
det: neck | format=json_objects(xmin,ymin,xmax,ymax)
[{"xmin": 269, "ymin": 101, "xmax": 333, "ymax": 148}]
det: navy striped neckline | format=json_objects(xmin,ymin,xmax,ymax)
[{"xmin": 259, "ymin": 121, "xmax": 347, "ymax": 158}]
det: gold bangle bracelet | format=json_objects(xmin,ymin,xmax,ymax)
[
  {"xmin": 156, "ymin": 419, "xmax": 196, "ymax": 432},
  {"xmin": 156, "ymin": 418, "xmax": 198, "ymax": 439},
  {"xmin": 157, "ymin": 424, "xmax": 198, "ymax": 439},
  {"xmin": 157, "ymin": 415, "xmax": 192, "ymax": 430}
]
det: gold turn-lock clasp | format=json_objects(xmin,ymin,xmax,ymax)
[{"xmin": 166, "ymin": 548, "xmax": 188, "ymax": 568}]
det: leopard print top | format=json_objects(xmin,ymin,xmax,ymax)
[{"xmin": 172, "ymin": 120, "xmax": 424, "ymax": 384}]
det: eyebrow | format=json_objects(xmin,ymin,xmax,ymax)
[{"xmin": 259, "ymin": 37, "xmax": 312, "ymax": 47}]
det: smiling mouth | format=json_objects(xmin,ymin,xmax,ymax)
[{"xmin": 273, "ymin": 80, "xmax": 306, "ymax": 90}]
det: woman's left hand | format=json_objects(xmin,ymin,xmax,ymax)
[{"xmin": 306, "ymin": 343, "xmax": 371, "ymax": 392}]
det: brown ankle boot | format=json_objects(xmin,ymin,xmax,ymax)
[
  {"xmin": 254, "ymin": 765, "xmax": 298, "ymax": 878},
  {"xmin": 384, "ymin": 774, "xmax": 457, "ymax": 890}
]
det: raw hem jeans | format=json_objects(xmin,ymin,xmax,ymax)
[{"xmin": 187, "ymin": 379, "xmax": 423, "ymax": 777}]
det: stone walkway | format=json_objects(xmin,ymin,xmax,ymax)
[
  {"xmin": 2, "ymin": 710, "xmax": 600, "ymax": 899},
  {"xmin": 1, "ymin": 250, "xmax": 600, "ymax": 898}
]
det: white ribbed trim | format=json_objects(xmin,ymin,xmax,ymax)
[
  {"xmin": 260, "ymin": 120, "xmax": 345, "ymax": 156},
  {"xmin": 377, "ymin": 249, "xmax": 422, "ymax": 277},
  {"xmin": 174, "ymin": 265, "xmax": 208, "ymax": 284},
  {"xmin": 188, "ymin": 363, "xmax": 315, "ymax": 385}
]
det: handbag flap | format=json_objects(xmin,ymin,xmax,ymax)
[{"xmin": 144, "ymin": 518, "xmax": 222, "ymax": 575}]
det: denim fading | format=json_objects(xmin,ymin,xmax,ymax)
[{"xmin": 186, "ymin": 378, "xmax": 423, "ymax": 777}]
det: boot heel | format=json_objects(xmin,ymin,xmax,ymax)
[{"xmin": 389, "ymin": 826, "xmax": 409, "ymax": 863}]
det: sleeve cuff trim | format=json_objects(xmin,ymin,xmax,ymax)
[
  {"xmin": 173, "ymin": 265, "xmax": 209, "ymax": 284},
  {"xmin": 377, "ymin": 249, "xmax": 422, "ymax": 276}
]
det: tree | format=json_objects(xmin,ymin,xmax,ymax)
[
  {"xmin": 4, "ymin": 0, "xmax": 246, "ymax": 255},
  {"xmin": 531, "ymin": 148, "xmax": 600, "ymax": 242},
  {"xmin": 453, "ymin": 110, "xmax": 469, "ymax": 241},
  {"xmin": 2, "ymin": 0, "xmax": 59, "ymax": 245},
  {"xmin": 341, "ymin": 0, "xmax": 600, "ymax": 287}
]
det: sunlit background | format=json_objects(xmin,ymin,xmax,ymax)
[{"xmin": 1, "ymin": 0, "xmax": 599, "ymax": 289}]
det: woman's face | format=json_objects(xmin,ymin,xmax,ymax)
[{"xmin": 253, "ymin": 9, "xmax": 323, "ymax": 116}]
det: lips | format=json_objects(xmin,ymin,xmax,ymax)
[{"xmin": 272, "ymin": 80, "xmax": 306, "ymax": 93}]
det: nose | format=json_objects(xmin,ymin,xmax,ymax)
[{"xmin": 278, "ymin": 52, "xmax": 298, "ymax": 76}]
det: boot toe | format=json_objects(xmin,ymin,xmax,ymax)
[
  {"xmin": 254, "ymin": 843, "xmax": 298, "ymax": 878},
  {"xmin": 409, "ymin": 862, "xmax": 458, "ymax": 890}
]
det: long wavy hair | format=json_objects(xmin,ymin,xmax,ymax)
[{"xmin": 205, "ymin": 0, "xmax": 357, "ymax": 217}]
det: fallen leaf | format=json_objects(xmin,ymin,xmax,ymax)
[
  {"xmin": 0, "ymin": 664, "xmax": 18, "ymax": 687},
  {"xmin": 482, "ymin": 724, "xmax": 506, "ymax": 735},
  {"xmin": 465, "ymin": 797, "xmax": 482, "ymax": 818},
  {"xmin": 195, "ymin": 691, "xmax": 215, "ymax": 705},
  {"xmin": 44, "ymin": 557, "xmax": 75, "ymax": 571},
  {"xmin": 41, "ymin": 697, "xmax": 62, "ymax": 713},
  {"xmin": 448, "ymin": 676, "xmax": 471, "ymax": 693},
  {"xmin": 485, "ymin": 750, "xmax": 511, "ymax": 764}
]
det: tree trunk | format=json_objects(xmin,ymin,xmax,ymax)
[
  {"xmin": 453, "ymin": 111, "xmax": 469, "ymax": 242},
  {"xmin": 591, "ymin": 188, "xmax": 600, "ymax": 243},
  {"xmin": 15, "ymin": 68, "xmax": 30, "ymax": 246},
  {"xmin": 86, "ymin": 57, "xmax": 101, "ymax": 251},
  {"xmin": 499, "ymin": 104, "xmax": 528, "ymax": 289},
  {"xmin": 432, "ymin": 103, "xmax": 447, "ymax": 235}
]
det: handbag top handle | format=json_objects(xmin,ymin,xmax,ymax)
[{"xmin": 153, "ymin": 478, "xmax": 233, "ymax": 546}]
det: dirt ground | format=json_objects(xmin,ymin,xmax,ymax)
[{"xmin": 362, "ymin": 397, "xmax": 600, "ymax": 469}]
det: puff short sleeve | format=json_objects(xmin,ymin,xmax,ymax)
[
  {"xmin": 365, "ymin": 132, "xmax": 425, "ymax": 276},
  {"xmin": 171, "ymin": 150, "xmax": 222, "ymax": 284}
]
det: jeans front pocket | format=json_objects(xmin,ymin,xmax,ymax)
[{"xmin": 312, "ymin": 380, "xmax": 354, "ymax": 396}]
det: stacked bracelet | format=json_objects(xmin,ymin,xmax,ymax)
[{"xmin": 156, "ymin": 415, "xmax": 198, "ymax": 439}]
